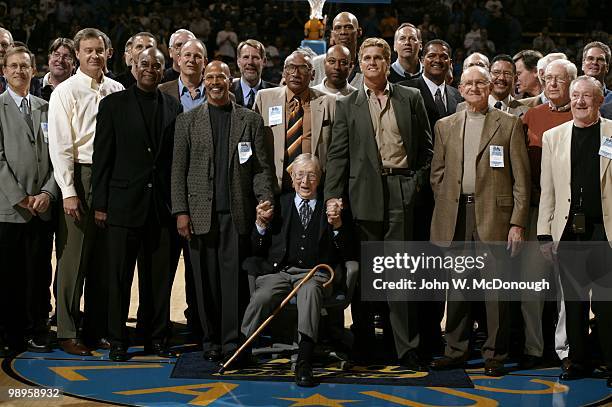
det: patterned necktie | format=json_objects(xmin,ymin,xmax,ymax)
[
  {"xmin": 494, "ymin": 101, "xmax": 502, "ymax": 110},
  {"xmin": 285, "ymin": 96, "xmax": 304, "ymax": 171},
  {"xmin": 246, "ymin": 89, "xmax": 255, "ymax": 109},
  {"xmin": 299, "ymin": 199, "xmax": 313, "ymax": 228},
  {"xmin": 434, "ymin": 88, "xmax": 447, "ymax": 116},
  {"xmin": 20, "ymin": 98, "xmax": 34, "ymax": 132}
]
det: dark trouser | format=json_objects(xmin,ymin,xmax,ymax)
[
  {"xmin": 351, "ymin": 174, "xmax": 420, "ymax": 359},
  {"xmin": 558, "ymin": 224, "xmax": 612, "ymax": 369},
  {"xmin": 189, "ymin": 212, "xmax": 249, "ymax": 354},
  {"xmin": 56, "ymin": 164, "xmax": 107, "ymax": 340},
  {"xmin": 444, "ymin": 200, "xmax": 511, "ymax": 362},
  {"xmin": 0, "ymin": 217, "xmax": 54, "ymax": 346},
  {"xmin": 106, "ymin": 218, "xmax": 177, "ymax": 346}
]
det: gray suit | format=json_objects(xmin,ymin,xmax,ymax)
[
  {"xmin": 171, "ymin": 101, "xmax": 275, "ymax": 353},
  {"xmin": 0, "ymin": 90, "xmax": 57, "ymax": 345}
]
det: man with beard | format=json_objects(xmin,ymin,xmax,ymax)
[
  {"xmin": 162, "ymin": 29, "xmax": 195, "ymax": 83},
  {"xmin": 231, "ymin": 39, "xmax": 276, "ymax": 109},
  {"xmin": 389, "ymin": 23, "xmax": 423, "ymax": 83},
  {"xmin": 311, "ymin": 12, "xmax": 362, "ymax": 87},
  {"xmin": 92, "ymin": 48, "xmax": 182, "ymax": 361},
  {"xmin": 171, "ymin": 61, "xmax": 274, "ymax": 362},
  {"xmin": 312, "ymin": 45, "xmax": 356, "ymax": 96},
  {"xmin": 41, "ymin": 38, "xmax": 76, "ymax": 101}
]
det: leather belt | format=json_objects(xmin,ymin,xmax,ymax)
[
  {"xmin": 460, "ymin": 194, "xmax": 475, "ymax": 204},
  {"xmin": 381, "ymin": 167, "xmax": 415, "ymax": 176}
]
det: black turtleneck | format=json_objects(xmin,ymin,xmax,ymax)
[
  {"xmin": 134, "ymin": 86, "xmax": 161, "ymax": 150},
  {"xmin": 570, "ymin": 120, "xmax": 602, "ymax": 221},
  {"xmin": 209, "ymin": 102, "xmax": 233, "ymax": 212}
]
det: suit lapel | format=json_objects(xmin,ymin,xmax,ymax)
[
  {"xmin": 233, "ymin": 80, "xmax": 244, "ymax": 105},
  {"xmin": 30, "ymin": 97, "xmax": 43, "ymax": 140},
  {"xmin": 229, "ymin": 103, "xmax": 246, "ymax": 166},
  {"xmin": 310, "ymin": 91, "xmax": 323, "ymax": 155},
  {"xmin": 452, "ymin": 110, "xmax": 466, "ymax": 164},
  {"xmin": 2, "ymin": 92, "xmax": 34, "ymax": 142},
  {"xmin": 391, "ymin": 84, "xmax": 412, "ymax": 152},
  {"xmin": 446, "ymin": 86, "xmax": 459, "ymax": 114},
  {"xmin": 354, "ymin": 88, "xmax": 382, "ymax": 170},
  {"xmin": 280, "ymin": 194, "xmax": 294, "ymax": 243},
  {"xmin": 418, "ymin": 78, "xmax": 437, "ymax": 118},
  {"xmin": 601, "ymin": 120, "xmax": 612, "ymax": 181},
  {"xmin": 477, "ymin": 110, "xmax": 501, "ymax": 156},
  {"xmin": 154, "ymin": 91, "xmax": 174, "ymax": 162},
  {"xmin": 316, "ymin": 198, "xmax": 327, "ymax": 242}
]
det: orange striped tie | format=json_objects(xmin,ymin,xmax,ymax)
[{"xmin": 285, "ymin": 96, "xmax": 304, "ymax": 172}]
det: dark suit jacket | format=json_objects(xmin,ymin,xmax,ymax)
[
  {"xmin": 324, "ymin": 83, "xmax": 433, "ymax": 222},
  {"xmin": 601, "ymin": 101, "xmax": 612, "ymax": 120},
  {"xmin": 251, "ymin": 193, "xmax": 355, "ymax": 273},
  {"xmin": 92, "ymin": 86, "xmax": 183, "ymax": 228},
  {"xmin": 230, "ymin": 78, "xmax": 276, "ymax": 107},
  {"xmin": 171, "ymin": 102, "xmax": 275, "ymax": 235},
  {"xmin": 399, "ymin": 76, "xmax": 462, "ymax": 137}
]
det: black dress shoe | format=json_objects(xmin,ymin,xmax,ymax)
[
  {"xmin": 295, "ymin": 361, "xmax": 316, "ymax": 387},
  {"xmin": 561, "ymin": 357, "xmax": 571, "ymax": 372},
  {"xmin": 399, "ymin": 351, "xmax": 429, "ymax": 372},
  {"xmin": 519, "ymin": 354, "xmax": 542, "ymax": 370},
  {"xmin": 203, "ymin": 349, "xmax": 222, "ymax": 362},
  {"xmin": 26, "ymin": 338, "xmax": 51, "ymax": 353},
  {"xmin": 145, "ymin": 343, "xmax": 177, "ymax": 358},
  {"xmin": 430, "ymin": 356, "xmax": 467, "ymax": 370},
  {"xmin": 109, "ymin": 345, "xmax": 128, "ymax": 362},
  {"xmin": 484, "ymin": 359, "xmax": 505, "ymax": 377},
  {"xmin": 559, "ymin": 363, "xmax": 592, "ymax": 380}
]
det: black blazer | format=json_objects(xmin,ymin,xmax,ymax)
[
  {"xmin": 399, "ymin": 76, "xmax": 462, "ymax": 139},
  {"xmin": 250, "ymin": 193, "xmax": 355, "ymax": 275},
  {"xmin": 92, "ymin": 86, "xmax": 183, "ymax": 228},
  {"xmin": 230, "ymin": 78, "xmax": 276, "ymax": 107}
]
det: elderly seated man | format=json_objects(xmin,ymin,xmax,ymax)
[{"xmin": 238, "ymin": 153, "xmax": 354, "ymax": 387}]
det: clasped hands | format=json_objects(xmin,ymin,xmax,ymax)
[{"xmin": 18, "ymin": 193, "xmax": 51, "ymax": 217}]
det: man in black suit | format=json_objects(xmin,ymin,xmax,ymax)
[
  {"xmin": 241, "ymin": 153, "xmax": 354, "ymax": 386},
  {"xmin": 399, "ymin": 39, "xmax": 462, "ymax": 135},
  {"xmin": 92, "ymin": 48, "xmax": 182, "ymax": 361},
  {"xmin": 398, "ymin": 39, "xmax": 462, "ymax": 360},
  {"xmin": 171, "ymin": 60, "xmax": 275, "ymax": 363},
  {"xmin": 231, "ymin": 39, "xmax": 275, "ymax": 109}
]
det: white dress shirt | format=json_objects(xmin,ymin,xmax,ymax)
[
  {"xmin": 422, "ymin": 74, "xmax": 446, "ymax": 106},
  {"xmin": 48, "ymin": 68, "xmax": 124, "ymax": 198}
]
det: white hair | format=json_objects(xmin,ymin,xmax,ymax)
[
  {"xmin": 289, "ymin": 153, "xmax": 322, "ymax": 177},
  {"xmin": 168, "ymin": 29, "xmax": 195, "ymax": 48},
  {"xmin": 569, "ymin": 75, "xmax": 604, "ymax": 98},
  {"xmin": 545, "ymin": 59, "xmax": 577, "ymax": 81},
  {"xmin": 536, "ymin": 52, "xmax": 567, "ymax": 82}
]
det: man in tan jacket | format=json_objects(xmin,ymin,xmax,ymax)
[{"xmin": 429, "ymin": 66, "xmax": 530, "ymax": 376}]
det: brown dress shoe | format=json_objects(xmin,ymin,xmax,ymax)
[
  {"xmin": 60, "ymin": 339, "xmax": 92, "ymax": 356},
  {"xmin": 484, "ymin": 359, "xmax": 505, "ymax": 377},
  {"xmin": 430, "ymin": 356, "xmax": 468, "ymax": 370}
]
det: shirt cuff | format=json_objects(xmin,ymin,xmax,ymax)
[{"xmin": 256, "ymin": 223, "xmax": 267, "ymax": 235}]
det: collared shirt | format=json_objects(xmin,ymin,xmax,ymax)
[
  {"xmin": 285, "ymin": 87, "xmax": 312, "ymax": 154},
  {"xmin": 363, "ymin": 81, "xmax": 408, "ymax": 168},
  {"xmin": 311, "ymin": 79, "xmax": 356, "ymax": 97},
  {"xmin": 7, "ymin": 85, "xmax": 31, "ymax": 110},
  {"xmin": 240, "ymin": 77, "xmax": 262, "ymax": 102},
  {"xmin": 422, "ymin": 74, "xmax": 446, "ymax": 106},
  {"xmin": 178, "ymin": 77, "xmax": 205, "ymax": 112},
  {"xmin": 256, "ymin": 195, "xmax": 324, "ymax": 235},
  {"xmin": 48, "ymin": 68, "xmax": 124, "ymax": 198},
  {"xmin": 391, "ymin": 60, "xmax": 423, "ymax": 81},
  {"xmin": 488, "ymin": 93, "xmax": 513, "ymax": 111}
]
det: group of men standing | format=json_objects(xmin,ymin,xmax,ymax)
[{"xmin": 0, "ymin": 10, "xmax": 611, "ymax": 390}]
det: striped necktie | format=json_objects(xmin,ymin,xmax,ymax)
[
  {"xmin": 285, "ymin": 95, "xmax": 304, "ymax": 172},
  {"xmin": 299, "ymin": 199, "xmax": 313, "ymax": 228}
]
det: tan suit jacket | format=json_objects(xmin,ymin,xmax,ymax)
[
  {"xmin": 158, "ymin": 79, "xmax": 180, "ymax": 101},
  {"xmin": 430, "ymin": 109, "xmax": 531, "ymax": 243},
  {"xmin": 457, "ymin": 98, "xmax": 529, "ymax": 118},
  {"xmin": 519, "ymin": 94, "xmax": 544, "ymax": 108},
  {"xmin": 537, "ymin": 118, "xmax": 612, "ymax": 243},
  {"xmin": 254, "ymin": 86, "xmax": 335, "ymax": 189}
]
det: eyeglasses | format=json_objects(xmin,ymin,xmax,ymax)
[
  {"xmin": 51, "ymin": 51, "xmax": 74, "ymax": 62},
  {"xmin": 584, "ymin": 55, "xmax": 606, "ymax": 64},
  {"xmin": 293, "ymin": 171, "xmax": 317, "ymax": 181},
  {"xmin": 461, "ymin": 80, "xmax": 490, "ymax": 88},
  {"xmin": 491, "ymin": 70, "xmax": 514, "ymax": 78},
  {"xmin": 5, "ymin": 63, "xmax": 31, "ymax": 71},
  {"xmin": 284, "ymin": 63, "xmax": 311, "ymax": 75},
  {"xmin": 544, "ymin": 75, "xmax": 568, "ymax": 84}
]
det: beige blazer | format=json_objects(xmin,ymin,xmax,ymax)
[
  {"xmin": 254, "ymin": 86, "xmax": 335, "ymax": 189},
  {"xmin": 537, "ymin": 118, "xmax": 612, "ymax": 243},
  {"xmin": 430, "ymin": 109, "xmax": 531, "ymax": 243}
]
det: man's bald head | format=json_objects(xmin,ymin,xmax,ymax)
[
  {"xmin": 204, "ymin": 61, "xmax": 232, "ymax": 106},
  {"xmin": 139, "ymin": 47, "xmax": 165, "ymax": 65},
  {"xmin": 331, "ymin": 12, "xmax": 362, "ymax": 57},
  {"xmin": 136, "ymin": 47, "xmax": 165, "ymax": 91}
]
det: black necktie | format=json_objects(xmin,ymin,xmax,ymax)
[
  {"xmin": 494, "ymin": 101, "xmax": 502, "ymax": 110},
  {"xmin": 434, "ymin": 88, "xmax": 446, "ymax": 116},
  {"xmin": 246, "ymin": 89, "xmax": 255, "ymax": 109},
  {"xmin": 299, "ymin": 199, "xmax": 313, "ymax": 228}
]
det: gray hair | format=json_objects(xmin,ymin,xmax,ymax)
[
  {"xmin": 169, "ymin": 29, "xmax": 195, "ymax": 48},
  {"xmin": 545, "ymin": 59, "xmax": 578, "ymax": 81},
  {"xmin": 537, "ymin": 52, "xmax": 567, "ymax": 83},
  {"xmin": 285, "ymin": 48, "xmax": 314, "ymax": 69},
  {"xmin": 0, "ymin": 27, "xmax": 13, "ymax": 43},
  {"xmin": 179, "ymin": 38, "xmax": 208, "ymax": 58},
  {"xmin": 582, "ymin": 41, "xmax": 611, "ymax": 65},
  {"xmin": 569, "ymin": 75, "xmax": 604, "ymax": 99},
  {"xmin": 460, "ymin": 65, "xmax": 492, "ymax": 83},
  {"xmin": 289, "ymin": 153, "xmax": 322, "ymax": 177},
  {"xmin": 463, "ymin": 52, "xmax": 490, "ymax": 70}
]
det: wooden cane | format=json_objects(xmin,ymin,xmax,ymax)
[{"xmin": 217, "ymin": 264, "xmax": 335, "ymax": 373}]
